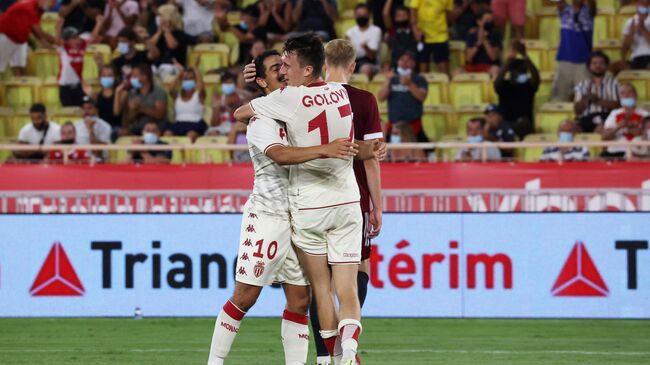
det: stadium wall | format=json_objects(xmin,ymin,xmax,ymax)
[{"xmin": 0, "ymin": 213, "xmax": 648, "ymax": 318}]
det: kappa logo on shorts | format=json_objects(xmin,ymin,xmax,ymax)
[
  {"xmin": 242, "ymin": 238, "xmax": 253, "ymax": 247},
  {"xmin": 254, "ymin": 261, "xmax": 265, "ymax": 278},
  {"xmin": 240, "ymin": 253, "xmax": 250, "ymax": 261},
  {"xmin": 238, "ymin": 267, "xmax": 247, "ymax": 276},
  {"xmin": 248, "ymin": 213, "xmax": 258, "ymax": 219},
  {"xmin": 246, "ymin": 225, "xmax": 256, "ymax": 233}
]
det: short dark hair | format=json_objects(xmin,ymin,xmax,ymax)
[
  {"xmin": 283, "ymin": 33, "xmax": 325, "ymax": 78},
  {"xmin": 220, "ymin": 71, "xmax": 236, "ymax": 83},
  {"xmin": 355, "ymin": 3, "xmax": 369, "ymax": 12},
  {"xmin": 133, "ymin": 63, "xmax": 153, "ymax": 83},
  {"xmin": 117, "ymin": 28, "xmax": 137, "ymax": 42},
  {"xmin": 254, "ymin": 49, "xmax": 281, "ymax": 79},
  {"xmin": 588, "ymin": 51, "xmax": 610, "ymax": 66},
  {"xmin": 243, "ymin": 4, "xmax": 260, "ymax": 18},
  {"xmin": 469, "ymin": 117, "xmax": 486, "ymax": 128},
  {"xmin": 29, "ymin": 103, "xmax": 46, "ymax": 114},
  {"xmin": 395, "ymin": 5, "xmax": 410, "ymax": 14}
]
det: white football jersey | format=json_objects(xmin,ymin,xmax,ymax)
[
  {"xmin": 246, "ymin": 115, "xmax": 291, "ymax": 219},
  {"xmin": 249, "ymin": 81, "xmax": 360, "ymax": 210}
]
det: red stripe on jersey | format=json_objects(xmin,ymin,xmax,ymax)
[
  {"xmin": 223, "ymin": 300, "xmax": 246, "ymax": 321},
  {"xmin": 338, "ymin": 103, "xmax": 352, "ymax": 118},
  {"xmin": 307, "ymin": 81, "xmax": 327, "ymax": 88},
  {"xmin": 282, "ymin": 309, "xmax": 309, "ymax": 325}
]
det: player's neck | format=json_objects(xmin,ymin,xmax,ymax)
[
  {"xmin": 303, "ymin": 75, "xmax": 323, "ymax": 87},
  {"xmin": 326, "ymin": 68, "xmax": 349, "ymax": 84}
]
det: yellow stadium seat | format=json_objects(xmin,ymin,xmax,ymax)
[
  {"xmin": 367, "ymin": 74, "xmax": 387, "ymax": 109},
  {"xmin": 0, "ymin": 107, "xmax": 12, "ymax": 138},
  {"xmin": 0, "ymin": 137, "xmax": 12, "ymax": 162},
  {"xmin": 40, "ymin": 12, "xmax": 60, "ymax": 37},
  {"xmin": 595, "ymin": 39, "xmax": 624, "ymax": 63},
  {"xmin": 11, "ymin": 109, "xmax": 32, "ymax": 138},
  {"xmin": 51, "ymin": 107, "xmax": 81, "ymax": 125},
  {"xmin": 523, "ymin": 39, "xmax": 550, "ymax": 72},
  {"xmin": 594, "ymin": 7, "xmax": 615, "ymax": 44},
  {"xmin": 189, "ymin": 43, "xmax": 230, "ymax": 75},
  {"xmin": 83, "ymin": 44, "xmax": 112, "ymax": 80},
  {"xmin": 112, "ymin": 136, "xmax": 139, "ymax": 163},
  {"xmin": 598, "ymin": 0, "xmax": 619, "ymax": 10},
  {"xmin": 223, "ymin": 33, "xmax": 240, "ymax": 67},
  {"xmin": 437, "ymin": 134, "xmax": 464, "ymax": 162},
  {"xmin": 449, "ymin": 73, "xmax": 490, "ymax": 107},
  {"xmin": 193, "ymin": 135, "xmax": 232, "ymax": 163},
  {"xmin": 4, "ymin": 77, "xmax": 41, "ymax": 109},
  {"xmin": 546, "ymin": 47, "xmax": 557, "ymax": 74},
  {"xmin": 537, "ymin": 8, "xmax": 560, "ymax": 46},
  {"xmin": 336, "ymin": 10, "xmax": 357, "ymax": 38},
  {"xmin": 421, "ymin": 104, "xmax": 454, "ymax": 142},
  {"xmin": 28, "ymin": 48, "xmax": 60, "ymax": 79},
  {"xmin": 227, "ymin": 11, "xmax": 241, "ymax": 26},
  {"xmin": 449, "ymin": 41, "xmax": 466, "ymax": 71},
  {"xmin": 348, "ymin": 73, "xmax": 369, "ymax": 91},
  {"xmin": 422, "ymin": 72, "xmax": 450, "ymax": 106},
  {"xmin": 575, "ymin": 132, "xmax": 602, "ymax": 157},
  {"xmin": 536, "ymin": 102, "xmax": 574, "ymax": 134},
  {"xmin": 161, "ymin": 136, "xmax": 191, "ymax": 164},
  {"xmin": 617, "ymin": 70, "xmax": 650, "ymax": 101},
  {"xmin": 534, "ymin": 71, "xmax": 554, "ymax": 112},
  {"xmin": 519, "ymin": 133, "xmax": 556, "ymax": 162},
  {"xmin": 524, "ymin": 11, "xmax": 540, "ymax": 39},
  {"xmin": 615, "ymin": 6, "xmax": 636, "ymax": 39},
  {"xmin": 455, "ymin": 104, "xmax": 487, "ymax": 137},
  {"xmin": 203, "ymin": 74, "xmax": 221, "ymax": 109},
  {"xmin": 40, "ymin": 77, "xmax": 61, "ymax": 110}
]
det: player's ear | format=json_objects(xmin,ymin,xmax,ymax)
[
  {"xmin": 255, "ymin": 77, "xmax": 267, "ymax": 89},
  {"xmin": 303, "ymin": 65, "xmax": 314, "ymax": 78},
  {"xmin": 348, "ymin": 62, "xmax": 356, "ymax": 75}
]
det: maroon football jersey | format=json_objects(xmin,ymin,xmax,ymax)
[{"xmin": 343, "ymin": 84, "xmax": 383, "ymax": 212}]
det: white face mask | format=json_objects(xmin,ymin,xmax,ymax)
[{"xmin": 396, "ymin": 67, "xmax": 412, "ymax": 77}]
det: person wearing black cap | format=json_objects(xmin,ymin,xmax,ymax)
[
  {"xmin": 74, "ymin": 96, "xmax": 112, "ymax": 159},
  {"xmin": 484, "ymin": 103, "xmax": 516, "ymax": 158}
]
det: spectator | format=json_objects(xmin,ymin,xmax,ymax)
[
  {"xmin": 371, "ymin": 0, "xmax": 405, "ymax": 32},
  {"xmin": 378, "ymin": 52, "xmax": 428, "ymax": 160},
  {"xmin": 346, "ymin": 3, "xmax": 382, "ymax": 79},
  {"xmin": 114, "ymin": 63, "xmax": 168, "ymax": 134},
  {"xmin": 58, "ymin": 0, "xmax": 103, "ymax": 34},
  {"xmin": 632, "ymin": 116, "xmax": 650, "ymax": 159},
  {"xmin": 175, "ymin": 0, "xmax": 215, "ymax": 44},
  {"xmin": 14, "ymin": 104, "xmax": 61, "ymax": 161},
  {"xmin": 409, "ymin": 0, "xmax": 458, "ymax": 74},
  {"xmin": 494, "ymin": 40, "xmax": 540, "ymax": 138},
  {"xmin": 540, "ymin": 120, "xmax": 590, "ymax": 162},
  {"xmin": 151, "ymin": 4, "xmax": 191, "ymax": 78},
  {"xmin": 208, "ymin": 72, "xmax": 251, "ymax": 136},
  {"xmin": 83, "ymin": 65, "xmax": 124, "ymax": 140},
  {"xmin": 46, "ymin": 122, "xmax": 91, "ymax": 163},
  {"xmin": 290, "ymin": 0, "xmax": 337, "ymax": 41},
  {"xmin": 623, "ymin": 0, "xmax": 650, "ymax": 70},
  {"xmin": 601, "ymin": 83, "xmax": 649, "ymax": 159},
  {"xmin": 54, "ymin": 20, "xmax": 102, "ymax": 107},
  {"xmin": 491, "ymin": 0, "xmax": 525, "ymax": 40},
  {"xmin": 452, "ymin": 0, "xmax": 489, "ymax": 41},
  {"xmin": 0, "ymin": 0, "xmax": 57, "ymax": 74},
  {"xmin": 74, "ymin": 96, "xmax": 112, "ymax": 159},
  {"xmin": 101, "ymin": 0, "xmax": 139, "ymax": 48},
  {"xmin": 550, "ymin": 0, "xmax": 596, "ymax": 102},
  {"xmin": 227, "ymin": 121, "xmax": 251, "ymax": 163},
  {"xmin": 263, "ymin": 0, "xmax": 294, "ymax": 41},
  {"xmin": 128, "ymin": 121, "xmax": 172, "ymax": 163},
  {"xmin": 217, "ymin": 4, "xmax": 268, "ymax": 66},
  {"xmin": 383, "ymin": 2, "xmax": 417, "ymax": 67},
  {"xmin": 484, "ymin": 104, "xmax": 516, "ymax": 158},
  {"xmin": 460, "ymin": 9, "xmax": 502, "ymax": 78},
  {"xmin": 166, "ymin": 61, "xmax": 207, "ymax": 142},
  {"xmin": 574, "ymin": 51, "xmax": 620, "ymax": 133},
  {"xmin": 105, "ymin": 28, "xmax": 159, "ymax": 81},
  {"xmin": 456, "ymin": 117, "xmax": 501, "ymax": 162}
]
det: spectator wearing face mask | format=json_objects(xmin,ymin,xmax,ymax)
[
  {"xmin": 165, "ymin": 60, "xmax": 207, "ymax": 142},
  {"xmin": 383, "ymin": 3, "xmax": 417, "ymax": 67},
  {"xmin": 539, "ymin": 120, "xmax": 589, "ymax": 162},
  {"xmin": 150, "ymin": 4, "xmax": 191, "ymax": 79},
  {"xmin": 574, "ymin": 51, "xmax": 620, "ymax": 133},
  {"xmin": 101, "ymin": 0, "xmax": 139, "ymax": 48},
  {"xmin": 47, "ymin": 122, "xmax": 91, "ymax": 163},
  {"xmin": 623, "ymin": 0, "xmax": 650, "ymax": 70},
  {"xmin": 346, "ymin": 4, "xmax": 382, "ymax": 80},
  {"xmin": 208, "ymin": 72, "xmax": 251, "ymax": 136},
  {"xmin": 456, "ymin": 117, "xmax": 501, "ymax": 162},
  {"xmin": 601, "ymin": 83, "xmax": 649, "ymax": 159},
  {"xmin": 632, "ymin": 116, "xmax": 650, "ymax": 159},
  {"xmin": 216, "ymin": 4, "xmax": 268, "ymax": 66},
  {"xmin": 103, "ymin": 28, "xmax": 159, "ymax": 81},
  {"xmin": 459, "ymin": 9, "xmax": 502, "ymax": 78},
  {"xmin": 494, "ymin": 40, "xmax": 540, "ymax": 137},
  {"xmin": 484, "ymin": 103, "xmax": 517, "ymax": 158},
  {"xmin": 129, "ymin": 121, "xmax": 172, "ymax": 163},
  {"xmin": 114, "ymin": 63, "xmax": 168, "ymax": 135},
  {"xmin": 452, "ymin": 0, "xmax": 490, "ymax": 41},
  {"xmin": 74, "ymin": 96, "xmax": 112, "ymax": 159},
  {"xmin": 83, "ymin": 65, "xmax": 124, "ymax": 140}
]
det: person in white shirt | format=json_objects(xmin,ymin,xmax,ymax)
[
  {"xmin": 623, "ymin": 0, "xmax": 650, "ymax": 70},
  {"xmin": 14, "ymin": 103, "xmax": 61, "ymax": 161},
  {"xmin": 539, "ymin": 120, "xmax": 590, "ymax": 162},
  {"xmin": 103, "ymin": 0, "xmax": 139, "ymax": 45},
  {"xmin": 601, "ymin": 83, "xmax": 649, "ymax": 158},
  {"xmin": 346, "ymin": 3, "xmax": 382, "ymax": 79},
  {"xmin": 166, "ymin": 61, "xmax": 207, "ymax": 142},
  {"xmin": 456, "ymin": 117, "xmax": 502, "ymax": 162},
  {"xmin": 176, "ymin": 0, "xmax": 215, "ymax": 43},
  {"xmin": 74, "ymin": 96, "xmax": 112, "ymax": 158}
]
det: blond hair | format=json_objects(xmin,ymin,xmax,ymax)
[
  {"xmin": 325, "ymin": 39, "xmax": 357, "ymax": 68},
  {"xmin": 158, "ymin": 4, "xmax": 183, "ymax": 31}
]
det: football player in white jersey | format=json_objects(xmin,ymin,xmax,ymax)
[
  {"xmin": 235, "ymin": 34, "xmax": 365, "ymax": 365},
  {"xmin": 207, "ymin": 50, "xmax": 362, "ymax": 365}
]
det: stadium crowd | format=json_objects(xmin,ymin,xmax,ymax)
[{"xmin": 1, "ymin": 0, "xmax": 650, "ymax": 163}]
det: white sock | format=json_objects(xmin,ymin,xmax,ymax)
[
  {"xmin": 207, "ymin": 300, "xmax": 246, "ymax": 365},
  {"xmin": 332, "ymin": 335, "xmax": 342, "ymax": 365},
  {"xmin": 338, "ymin": 319, "xmax": 362, "ymax": 360},
  {"xmin": 316, "ymin": 355, "xmax": 332, "ymax": 365},
  {"xmin": 281, "ymin": 309, "xmax": 310, "ymax": 365}
]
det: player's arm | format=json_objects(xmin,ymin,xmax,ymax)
[
  {"xmin": 355, "ymin": 139, "xmax": 386, "ymax": 160},
  {"xmin": 365, "ymin": 152, "xmax": 383, "ymax": 238},
  {"xmin": 266, "ymin": 138, "xmax": 358, "ymax": 165},
  {"xmin": 235, "ymin": 87, "xmax": 300, "ymax": 124}
]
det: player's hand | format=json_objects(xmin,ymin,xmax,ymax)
[
  {"xmin": 371, "ymin": 139, "xmax": 386, "ymax": 161},
  {"xmin": 368, "ymin": 208, "xmax": 382, "ymax": 239},
  {"xmin": 243, "ymin": 62, "xmax": 257, "ymax": 84},
  {"xmin": 323, "ymin": 138, "xmax": 358, "ymax": 160}
]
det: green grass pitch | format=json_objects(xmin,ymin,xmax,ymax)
[{"xmin": 0, "ymin": 318, "xmax": 648, "ymax": 364}]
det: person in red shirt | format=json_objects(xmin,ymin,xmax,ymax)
[{"xmin": 0, "ymin": 0, "xmax": 57, "ymax": 73}]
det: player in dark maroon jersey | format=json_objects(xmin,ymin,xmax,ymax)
[{"xmin": 308, "ymin": 39, "xmax": 384, "ymax": 365}]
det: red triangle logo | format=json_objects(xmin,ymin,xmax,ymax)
[
  {"xmin": 551, "ymin": 241, "xmax": 608, "ymax": 297},
  {"xmin": 30, "ymin": 242, "xmax": 85, "ymax": 296}
]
